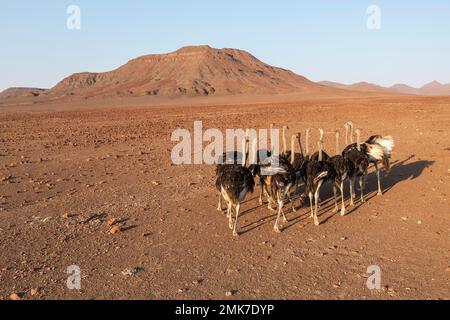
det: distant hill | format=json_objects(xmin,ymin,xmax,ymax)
[
  {"xmin": 319, "ymin": 80, "xmax": 450, "ymax": 95},
  {"xmin": 0, "ymin": 87, "xmax": 47, "ymax": 99}
]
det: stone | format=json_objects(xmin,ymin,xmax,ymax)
[
  {"xmin": 107, "ymin": 218, "xmax": 118, "ymax": 226},
  {"xmin": 110, "ymin": 226, "xmax": 121, "ymax": 234},
  {"xmin": 10, "ymin": 293, "xmax": 23, "ymax": 300},
  {"xmin": 225, "ymin": 290, "xmax": 236, "ymax": 297}
]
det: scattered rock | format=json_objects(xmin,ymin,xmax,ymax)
[
  {"xmin": 107, "ymin": 218, "xmax": 119, "ymax": 226},
  {"xmin": 110, "ymin": 226, "xmax": 121, "ymax": 234},
  {"xmin": 10, "ymin": 292, "xmax": 24, "ymax": 300},
  {"xmin": 151, "ymin": 180, "xmax": 160, "ymax": 186},
  {"xmin": 121, "ymin": 267, "xmax": 142, "ymax": 276},
  {"xmin": 446, "ymin": 266, "xmax": 450, "ymax": 272},
  {"xmin": 225, "ymin": 290, "xmax": 236, "ymax": 297},
  {"xmin": 30, "ymin": 288, "xmax": 39, "ymax": 296}
]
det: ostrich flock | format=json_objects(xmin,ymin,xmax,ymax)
[{"xmin": 215, "ymin": 122, "xmax": 395, "ymax": 236}]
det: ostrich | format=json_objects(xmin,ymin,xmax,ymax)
[
  {"xmin": 262, "ymin": 151, "xmax": 298, "ymax": 232},
  {"xmin": 343, "ymin": 122, "xmax": 395, "ymax": 197},
  {"xmin": 329, "ymin": 130, "xmax": 350, "ymax": 216},
  {"xmin": 342, "ymin": 126, "xmax": 373, "ymax": 205},
  {"xmin": 215, "ymin": 138, "xmax": 249, "ymax": 212},
  {"xmin": 305, "ymin": 129, "xmax": 330, "ymax": 226},
  {"xmin": 256, "ymin": 125, "xmax": 274, "ymax": 205},
  {"xmin": 216, "ymin": 137, "xmax": 256, "ymax": 236},
  {"xmin": 365, "ymin": 134, "xmax": 395, "ymax": 195}
]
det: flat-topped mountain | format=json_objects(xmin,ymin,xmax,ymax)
[{"xmin": 43, "ymin": 45, "xmax": 321, "ymax": 99}]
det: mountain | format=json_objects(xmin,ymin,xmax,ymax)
[
  {"xmin": 318, "ymin": 81, "xmax": 347, "ymax": 89},
  {"xmin": 346, "ymin": 82, "xmax": 391, "ymax": 93},
  {"xmin": 0, "ymin": 87, "xmax": 47, "ymax": 99},
  {"xmin": 320, "ymin": 80, "xmax": 450, "ymax": 95},
  {"xmin": 319, "ymin": 81, "xmax": 390, "ymax": 93},
  {"xmin": 419, "ymin": 81, "xmax": 450, "ymax": 95},
  {"xmin": 389, "ymin": 83, "xmax": 419, "ymax": 94},
  {"xmin": 43, "ymin": 45, "xmax": 322, "ymax": 99}
]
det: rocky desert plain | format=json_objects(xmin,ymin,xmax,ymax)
[{"xmin": 0, "ymin": 46, "xmax": 449, "ymax": 300}]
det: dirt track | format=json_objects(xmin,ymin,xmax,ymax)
[{"xmin": 0, "ymin": 94, "xmax": 449, "ymax": 300}]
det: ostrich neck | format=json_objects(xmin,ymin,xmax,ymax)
[
  {"xmin": 297, "ymin": 135, "xmax": 304, "ymax": 157},
  {"xmin": 318, "ymin": 141, "xmax": 323, "ymax": 162}
]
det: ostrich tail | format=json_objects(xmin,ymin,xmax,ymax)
[
  {"xmin": 260, "ymin": 166, "xmax": 287, "ymax": 176},
  {"xmin": 366, "ymin": 143, "xmax": 384, "ymax": 162},
  {"xmin": 374, "ymin": 136, "xmax": 395, "ymax": 156}
]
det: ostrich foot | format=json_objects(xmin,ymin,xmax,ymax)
[
  {"xmin": 273, "ymin": 226, "xmax": 281, "ymax": 233},
  {"xmin": 314, "ymin": 218, "xmax": 320, "ymax": 226},
  {"xmin": 233, "ymin": 231, "xmax": 239, "ymax": 237},
  {"xmin": 340, "ymin": 209, "xmax": 347, "ymax": 216}
]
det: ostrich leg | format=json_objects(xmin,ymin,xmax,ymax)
[
  {"xmin": 309, "ymin": 191, "xmax": 314, "ymax": 218},
  {"xmin": 339, "ymin": 181, "xmax": 346, "ymax": 216},
  {"xmin": 332, "ymin": 183, "xmax": 339, "ymax": 213},
  {"xmin": 232, "ymin": 203, "xmax": 240, "ymax": 237},
  {"xmin": 359, "ymin": 176, "xmax": 366, "ymax": 203},
  {"xmin": 313, "ymin": 180, "xmax": 323, "ymax": 226},
  {"xmin": 349, "ymin": 176, "xmax": 356, "ymax": 206},
  {"xmin": 227, "ymin": 202, "xmax": 233, "ymax": 229},
  {"xmin": 217, "ymin": 193, "xmax": 223, "ymax": 212},
  {"xmin": 375, "ymin": 163, "xmax": 383, "ymax": 196},
  {"xmin": 258, "ymin": 178, "xmax": 265, "ymax": 204},
  {"xmin": 282, "ymin": 190, "xmax": 289, "ymax": 223},
  {"xmin": 273, "ymin": 193, "xmax": 284, "ymax": 233}
]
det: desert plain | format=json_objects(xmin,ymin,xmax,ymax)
[{"xmin": 0, "ymin": 91, "xmax": 449, "ymax": 300}]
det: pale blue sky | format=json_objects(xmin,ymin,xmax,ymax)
[{"xmin": 1, "ymin": 0, "xmax": 449, "ymax": 91}]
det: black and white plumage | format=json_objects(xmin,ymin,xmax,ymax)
[
  {"xmin": 261, "ymin": 153, "xmax": 297, "ymax": 232},
  {"xmin": 215, "ymin": 150, "xmax": 246, "ymax": 212},
  {"xmin": 365, "ymin": 134, "xmax": 395, "ymax": 195},
  {"xmin": 343, "ymin": 122, "xmax": 395, "ymax": 200},
  {"xmin": 215, "ymin": 138, "xmax": 256, "ymax": 236},
  {"xmin": 305, "ymin": 129, "xmax": 330, "ymax": 226},
  {"xmin": 216, "ymin": 166, "xmax": 255, "ymax": 236},
  {"xmin": 342, "ymin": 125, "xmax": 372, "ymax": 204}
]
